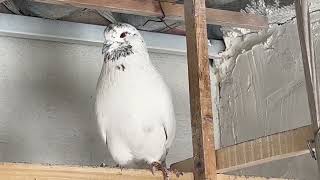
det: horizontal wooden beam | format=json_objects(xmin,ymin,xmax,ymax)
[
  {"xmin": 35, "ymin": 0, "xmax": 268, "ymax": 30},
  {"xmin": 171, "ymin": 125, "xmax": 313, "ymax": 173},
  {"xmin": 0, "ymin": 163, "xmax": 291, "ymax": 180},
  {"xmin": 0, "ymin": 163, "xmax": 189, "ymax": 180},
  {"xmin": 0, "ymin": 13, "xmax": 222, "ymax": 58}
]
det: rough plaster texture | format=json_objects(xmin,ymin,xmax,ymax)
[
  {"xmin": 219, "ymin": 10, "xmax": 320, "ymax": 180},
  {"xmin": 0, "ymin": 35, "xmax": 222, "ymax": 167},
  {"xmin": 219, "ymin": 22, "xmax": 310, "ymax": 146}
]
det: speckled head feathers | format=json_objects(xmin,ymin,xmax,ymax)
[{"xmin": 102, "ymin": 23, "xmax": 146, "ymax": 63}]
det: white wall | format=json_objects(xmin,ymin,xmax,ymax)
[{"xmin": 0, "ymin": 36, "xmax": 108, "ymax": 165}]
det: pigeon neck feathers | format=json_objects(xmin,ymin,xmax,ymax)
[{"xmin": 104, "ymin": 44, "xmax": 134, "ymax": 63}]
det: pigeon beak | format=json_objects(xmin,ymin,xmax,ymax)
[{"xmin": 102, "ymin": 41, "xmax": 112, "ymax": 54}]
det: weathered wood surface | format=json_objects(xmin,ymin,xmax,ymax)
[
  {"xmin": 35, "ymin": 0, "xmax": 268, "ymax": 29},
  {"xmin": 171, "ymin": 125, "xmax": 313, "ymax": 173},
  {"xmin": 183, "ymin": 0, "xmax": 216, "ymax": 179},
  {"xmin": 0, "ymin": 163, "xmax": 292, "ymax": 180}
]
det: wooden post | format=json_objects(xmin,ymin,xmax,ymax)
[
  {"xmin": 184, "ymin": 0, "xmax": 217, "ymax": 179},
  {"xmin": 295, "ymin": 0, "xmax": 320, "ymax": 173}
]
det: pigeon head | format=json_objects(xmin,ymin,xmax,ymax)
[{"xmin": 102, "ymin": 23, "xmax": 146, "ymax": 62}]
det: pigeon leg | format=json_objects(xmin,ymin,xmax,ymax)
[
  {"xmin": 150, "ymin": 161, "xmax": 170, "ymax": 180},
  {"xmin": 169, "ymin": 167, "xmax": 183, "ymax": 177}
]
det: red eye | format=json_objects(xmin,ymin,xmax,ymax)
[{"xmin": 120, "ymin": 32, "xmax": 127, "ymax": 38}]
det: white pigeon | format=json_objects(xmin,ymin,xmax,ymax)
[{"xmin": 95, "ymin": 23, "xmax": 176, "ymax": 177}]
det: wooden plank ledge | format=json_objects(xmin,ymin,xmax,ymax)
[
  {"xmin": 0, "ymin": 163, "xmax": 291, "ymax": 180},
  {"xmin": 35, "ymin": 0, "xmax": 268, "ymax": 30},
  {"xmin": 0, "ymin": 163, "xmax": 190, "ymax": 180},
  {"xmin": 171, "ymin": 125, "xmax": 313, "ymax": 173}
]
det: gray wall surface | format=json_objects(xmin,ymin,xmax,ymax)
[
  {"xmin": 0, "ymin": 35, "xmax": 198, "ymax": 166},
  {"xmin": 221, "ymin": 13, "xmax": 320, "ymax": 180}
]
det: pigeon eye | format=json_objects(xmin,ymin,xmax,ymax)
[{"xmin": 120, "ymin": 32, "xmax": 127, "ymax": 38}]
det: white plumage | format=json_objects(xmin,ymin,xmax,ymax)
[{"xmin": 95, "ymin": 23, "xmax": 176, "ymax": 173}]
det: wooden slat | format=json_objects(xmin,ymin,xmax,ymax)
[
  {"xmin": 217, "ymin": 174, "xmax": 291, "ymax": 180},
  {"xmin": 0, "ymin": 163, "xmax": 290, "ymax": 180},
  {"xmin": 170, "ymin": 125, "xmax": 313, "ymax": 173},
  {"xmin": 184, "ymin": 0, "xmax": 216, "ymax": 179},
  {"xmin": 0, "ymin": 163, "xmax": 190, "ymax": 180},
  {"xmin": 295, "ymin": 0, "xmax": 320, "ymax": 173},
  {"xmin": 35, "ymin": 0, "xmax": 268, "ymax": 30}
]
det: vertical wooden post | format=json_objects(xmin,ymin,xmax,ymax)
[
  {"xmin": 183, "ymin": 0, "xmax": 217, "ymax": 179},
  {"xmin": 295, "ymin": 0, "xmax": 320, "ymax": 173}
]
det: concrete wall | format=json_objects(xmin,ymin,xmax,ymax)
[
  {"xmin": 220, "ymin": 12, "xmax": 320, "ymax": 180},
  {"xmin": 0, "ymin": 35, "xmax": 199, "ymax": 166}
]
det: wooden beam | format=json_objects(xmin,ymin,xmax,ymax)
[
  {"xmin": 184, "ymin": 0, "xmax": 216, "ymax": 180},
  {"xmin": 171, "ymin": 125, "xmax": 313, "ymax": 173},
  {"xmin": 0, "ymin": 163, "xmax": 290, "ymax": 180},
  {"xmin": 295, "ymin": 0, "xmax": 320, "ymax": 172},
  {"xmin": 0, "ymin": 163, "xmax": 188, "ymax": 180},
  {"xmin": 35, "ymin": 0, "xmax": 268, "ymax": 30},
  {"xmin": 217, "ymin": 174, "xmax": 291, "ymax": 180}
]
